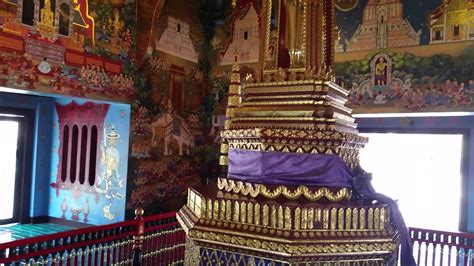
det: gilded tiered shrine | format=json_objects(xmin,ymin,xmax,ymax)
[{"xmin": 178, "ymin": 0, "xmax": 403, "ymax": 265}]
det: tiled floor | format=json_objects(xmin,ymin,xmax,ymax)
[{"xmin": 0, "ymin": 223, "xmax": 74, "ymax": 243}]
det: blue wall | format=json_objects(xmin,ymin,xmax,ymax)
[
  {"xmin": 0, "ymin": 90, "xmax": 131, "ymax": 225},
  {"xmin": 48, "ymin": 98, "xmax": 131, "ymax": 225},
  {"xmin": 0, "ymin": 92, "xmax": 55, "ymax": 218},
  {"xmin": 356, "ymin": 115, "xmax": 474, "ymax": 232}
]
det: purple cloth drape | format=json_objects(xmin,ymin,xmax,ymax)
[
  {"xmin": 227, "ymin": 149, "xmax": 416, "ymax": 265},
  {"xmin": 228, "ymin": 149, "xmax": 353, "ymax": 187}
]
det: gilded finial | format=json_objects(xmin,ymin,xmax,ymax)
[{"xmin": 135, "ymin": 208, "xmax": 144, "ymax": 217}]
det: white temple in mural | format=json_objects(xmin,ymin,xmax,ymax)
[
  {"xmin": 155, "ymin": 16, "xmax": 198, "ymax": 63},
  {"xmin": 220, "ymin": 3, "xmax": 260, "ymax": 65}
]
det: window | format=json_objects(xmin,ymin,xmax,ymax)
[
  {"xmin": 0, "ymin": 120, "xmax": 19, "ymax": 221},
  {"xmin": 60, "ymin": 124, "xmax": 99, "ymax": 186},
  {"xmin": 454, "ymin": 25, "xmax": 460, "ymax": 37},
  {"xmin": 22, "ymin": 0, "xmax": 34, "ymax": 26},
  {"xmin": 59, "ymin": 3, "xmax": 70, "ymax": 36},
  {"xmin": 79, "ymin": 125, "xmax": 88, "ymax": 184},
  {"xmin": 359, "ymin": 132, "xmax": 464, "ymax": 231},
  {"xmin": 177, "ymin": 23, "xmax": 181, "ymax": 33},
  {"xmin": 0, "ymin": 108, "xmax": 34, "ymax": 225},
  {"xmin": 244, "ymin": 31, "xmax": 249, "ymax": 40},
  {"xmin": 89, "ymin": 125, "xmax": 98, "ymax": 186},
  {"xmin": 70, "ymin": 125, "xmax": 79, "ymax": 183},
  {"xmin": 60, "ymin": 125, "xmax": 69, "ymax": 182},
  {"xmin": 56, "ymin": 101, "xmax": 108, "ymax": 188},
  {"xmin": 435, "ymin": 30, "xmax": 441, "ymax": 40}
]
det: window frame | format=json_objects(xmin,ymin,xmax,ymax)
[
  {"xmin": 59, "ymin": 123, "xmax": 99, "ymax": 187},
  {"xmin": 0, "ymin": 107, "xmax": 34, "ymax": 225},
  {"xmin": 359, "ymin": 127, "xmax": 469, "ymax": 232}
]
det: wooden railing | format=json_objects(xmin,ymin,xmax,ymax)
[
  {"xmin": 0, "ymin": 209, "xmax": 185, "ymax": 266},
  {"xmin": 410, "ymin": 227, "xmax": 474, "ymax": 265}
]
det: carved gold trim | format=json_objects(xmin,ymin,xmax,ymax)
[
  {"xmin": 255, "ymin": 203, "xmax": 260, "ymax": 226},
  {"xmin": 229, "ymin": 123, "xmax": 340, "ymax": 132},
  {"xmin": 295, "ymin": 208, "xmax": 301, "ymax": 230},
  {"xmin": 231, "ymin": 116, "xmax": 335, "ymax": 122},
  {"xmin": 308, "ymin": 208, "xmax": 314, "ymax": 230},
  {"xmin": 220, "ymin": 143, "xmax": 229, "ymax": 154},
  {"xmin": 217, "ymin": 178, "xmax": 352, "ymax": 202},
  {"xmin": 219, "ymin": 155, "xmax": 228, "ymax": 166},
  {"xmin": 352, "ymin": 208, "xmax": 359, "ymax": 230},
  {"xmin": 222, "ymin": 128, "xmax": 368, "ymax": 143},
  {"xmin": 243, "ymin": 79, "xmax": 327, "ymax": 88},
  {"xmin": 188, "ymin": 230, "xmax": 398, "ymax": 256},
  {"xmin": 241, "ymin": 100, "xmax": 325, "ymax": 106}
]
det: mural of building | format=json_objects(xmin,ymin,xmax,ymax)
[
  {"xmin": 220, "ymin": 0, "xmax": 260, "ymax": 65},
  {"xmin": 155, "ymin": 16, "xmax": 198, "ymax": 63},
  {"xmin": 345, "ymin": 0, "xmax": 420, "ymax": 52},
  {"xmin": 429, "ymin": 0, "xmax": 474, "ymax": 44},
  {"xmin": 0, "ymin": 0, "xmax": 137, "ymax": 102},
  {"xmin": 1, "ymin": 0, "xmax": 93, "ymax": 46}
]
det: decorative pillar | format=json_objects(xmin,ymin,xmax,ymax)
[
  {"xmin": 219, "ymin": 62, "xmax": 241, "ymax": 168},
  {"xmin": 54, "ymin": 0, "xmax": 60, "ymax": 33},
  {"xmin": 16, "ymin": 0, "xmax": 23, "ymax": 23},
  {"xmin": 33, "ymin": 0, "xmax": 40, "ymax": 26},
  {"xmin": 69, "ymin": 3, "xmax": 74, "ymax": 37},
  {"xmin": 132, "ymin": 208, "xmax": 144, "ymax": 266}
]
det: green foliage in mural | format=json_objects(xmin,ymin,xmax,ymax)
[{"xmin": 337, "ymin": 45, "xmax": 474, "ymax": 87}]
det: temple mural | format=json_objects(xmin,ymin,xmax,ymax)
[
  {"xmin": 49, "ymin": 99, "xmax": 131, "ymax": 225},
  {"xmin": 335, "ymin": 0, "xmax": 474, "ymax": 113},
  {"xmin": 125, "ymin": 0, "xmax": 222, "ymax": 215},
  {"xmin": 88, "ymin": 0, "xmax": 135, "ymax": 61},
  {"xmin": 430, "ymin": 0, "xmax": 474, "ymax": 44},
  {"xmin": 343, "ymin": 0, "xmax": 421, "ymax": 52},
  {"xmin": 218, "ymin": 0, "xmax": 260, "ymax": 65},
  {"xmin": 0, "ymin": 0, "xmax": 137, "ymax": 102},
  {"xmin": 155, "ymin": 16, "xmax": 199, "ymax": 63}
]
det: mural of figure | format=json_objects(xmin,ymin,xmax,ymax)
[
  {"xmin": 40, "ymin": 0, "xmax": 54, "ymax": 27},
  {"xmin": 151, "ymin": 102, "xmax": 194, "ymax": 156},
  {"xmin": 95, "ymin": 126, "xmax": 124, "ymax": 200},
  {"xmin": 37, "ymin": 0, "xmax": 56, "ymax": 40},
  {"xmin": 103, "ymin": 203, "xmax": 115, "ymax": 220},
  {"xmin": 375, "ymin": 57, "xmax": 388, "ymax": 86},
  {"xmin": 373, "ymin": 91, "xmax": 386, "ymax": 104}
]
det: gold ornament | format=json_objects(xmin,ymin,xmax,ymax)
[{"xmin": 217, "ymin": 178, "xmax": 352, "ymax": 202}]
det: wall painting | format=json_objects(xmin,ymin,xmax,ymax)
[
  {"xmin": 0, "ymin": 0, "xmax": 137, "ymax": 102},
  {"xmin": 335, "ymin": 0, "xmax": 474, "ymax": 113},
  {"xmin": 49, "ymin": 99, "xmax": 131, "ymax": 225},
  {"xmin": 126, "ymin": 0, "xmax": 222, "ymax": 215}
]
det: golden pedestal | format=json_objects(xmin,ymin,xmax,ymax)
[{"xmin": 178, "ymin": 0, "xmax": 402, "ymax": 264}]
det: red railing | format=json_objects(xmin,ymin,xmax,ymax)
[
  {"xmin": 0, "ymin": 209, "xmax": 185, "ymax": 265},
  {"xmin": 410, "ymin": 227, "xmax": 474, "ymax": 265}
]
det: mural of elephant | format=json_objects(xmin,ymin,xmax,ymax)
[{"xmin": 150, "ymin": 113, "xmax": 195, "ymax": 156}]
